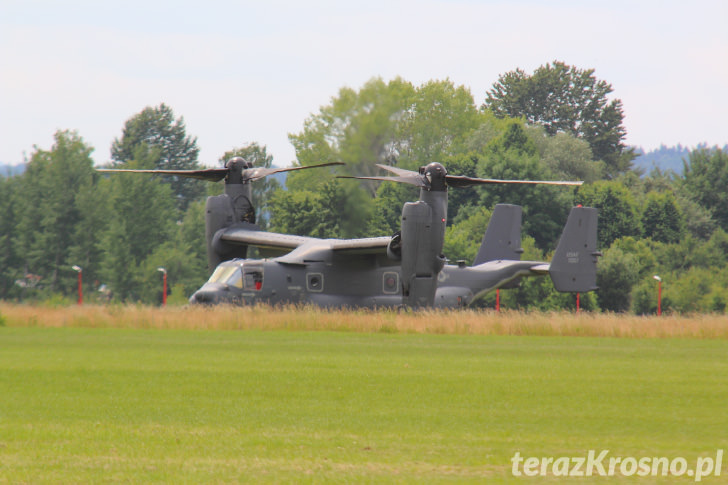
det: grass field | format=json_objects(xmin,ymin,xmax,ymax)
[{"xmin": 1, "ymin": 306, "xmax": 728, "ymax": 482}]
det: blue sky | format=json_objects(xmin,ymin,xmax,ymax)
[{"xmin": 1, "ymin": 0, "xmax": 726, "ymax": 167}]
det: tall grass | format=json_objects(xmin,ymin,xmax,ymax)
[{"xmin": 3, "ymin": 303, "xmax": 728, "ymax": 338}]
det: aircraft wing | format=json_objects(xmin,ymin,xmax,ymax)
[
  {"xmin": 220, "ymin": 226, "xmax": 315, "ymax": 251},
  {"xmin": 329, "ymin": 237, "xmax": 391, "ymax": 254},
  {"xmin": 220, "ymin": 227, "xmax": 391, "ymax": 256},
  {"xmin": 271, "ymin": 236, "xmax": 393, "ymax": 266}
]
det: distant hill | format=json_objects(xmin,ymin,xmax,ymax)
[
  {"xmin": 0, "ymin": 163, "xmax": 26, "ymax": 177},
  {"xmin": 632, "ymin": 144, "xmax": 728, "ymax": 175}
]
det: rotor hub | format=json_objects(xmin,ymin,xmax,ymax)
[
  {"xmin": 423, "ymin": 162, "xmax": 448, "ymax": 191},
  {"xmin": 225, "ymin": 157, "xmax": 251, "ymax": 184}
]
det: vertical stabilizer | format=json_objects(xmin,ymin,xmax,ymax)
[
  {"xmin": 473, "ymin": 204, "xmax": 523, "ymax": 265},
  {"xmin": 549, "ymin": 206, "xmax": 600, "ymax": 292}
]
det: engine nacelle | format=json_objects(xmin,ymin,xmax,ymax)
[
  {"xmin": 205, "ymin": 194, "xmax": 247, "ymax": 272},
  {"xmin": 400, "ymin": 201, "xmax": 446, "ymax": 307}
]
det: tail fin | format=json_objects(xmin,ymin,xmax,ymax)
[
  {"xmin": 473, "ymin": 204, "xmax": 524, "ymax": 265},
  {"xmin": 549, "ymin": 206, "xmax": 600, "ymax": 292}
]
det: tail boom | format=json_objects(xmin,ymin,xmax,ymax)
[{"xmin": 435, "ymin": 206, "xmax": 600, "ymax": 307}]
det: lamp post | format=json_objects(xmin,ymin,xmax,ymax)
[
  {"xmin": 71, "ymin": 265, "xmax": 83, "ymax": 305},
  {"xmin": 157, "ymin": 267, "xmax": 167, "ymax": 306},
  {"xmin": 653, "ymin": 275, "xmax": 662, "ymax": 316}
]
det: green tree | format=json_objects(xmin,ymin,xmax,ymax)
[
  {"xmin": 13, "ymin": 131, "xmax": 98, "ymax": 295},
  {"xmin": 676, "ymin": 195, "xmax": 715, "ymax": 240},
  {"xmin": 366, "ymin": 181, "xmax": 419, "ymax": 236},
  {"xmin": 137, "ymin": 241, "xmax": 207, "ymax": 305},
  {"xmin": 641, "ymin": 191, "xmax": 684, "ymax": 244},
  {"xmin": 610, "ymin": 237, "xmax": 657, "ymax": 278},
  {"xmin": 269, "ymin": 180, "xmax": 366, "ymax": 238},
  {"xmin": 102, "ymin": 217, "xmax": 136, "ymax": 301},
  {"xmin": 483, "ymin": 61, "xmax": 633, "ymax": 176},
  {"xmin": 397, "ymin": 79, "xmax": 481, "ymax": 163},
  {"xmin": 623, "ymin": 167, "xmax": 716, "ymax": 241},
  {"xmin": 650, "ymin": 235, "xmax": 699, "ymax": 274},
  {"xmin": 269, "ymin": 190, "xmax": 323, "ymax": 237},
  {"xmin": 443, "ymin": 206, "xmax": 492, "ymax": 264},
  {"xmin": 631, "ymin": 277, "xmax": 665, "ymax": 315},
  {"xmin": 286, "ymin": 77, "xmax": 487, "ymax": 238},
  {"xmin": 290, "ymin": 77, "xmax": 479, "ymax": 175},
  {"xmin": 175, "ymin": 198, "xmax": 207, "ymax": 269},
  {"xmin": 576, "ymin": 181, "xmax": 641, "ymax": 249},
  {"xmin": 0, "ymin": 175, "xmax": 19, "ymax": 298},
  {"xmin": 12, "ymin": 154, "xmax": 47, "ymax": 297},
  {"xmin": 682, "ymin": 228, "xmax": 728, "ymax": 269},
  {"xmin": 533, "ymin": 129, "xmax": 604, "ymax": 183},
  {"xmin": 130, "ymin": 195, "xmax": 209, "ymax": 304},
  {"xmin": 478, "ymin": 122, "xmax": 572, "ymax": 249},
  {"xmin": 111, "ymin": 103, "xmax": 203, "ymax": 211},
  {"xmin": 286, "ymin": 78, "xmax": 413, "ymax": 233},
  {"xmin": 101, "ymin": 148, "xmax": 176, "ymax": 301},
  {"xmin": 664, "ymin": 267, "xmax": 725, "ymax": 314},
  {"xmin": 462, "ymin": 110, "xmax": 511, "ymax": 154},
  {"xmin": 596, "ymin": 246, "xmax": 640, "ymax": 312},
  {"xmin": 290, "ymin": 77, "xmax": 415, "ymax": 182},
  {"xmin": 681, "ymin": 148, "xmax": 728, "ymax": 231},
  {"xmin": 68, "ymin": 177, "xmax": 111, "ymax": 294}
]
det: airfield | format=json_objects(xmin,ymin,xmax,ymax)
[{"xmin": 2, "ymin": 304, "xmax": 727, "ymax": 483}]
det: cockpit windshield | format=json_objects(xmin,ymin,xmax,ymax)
[{"xmin": 207, "ymin": 265, "xmax": 243, "ymax": 288}]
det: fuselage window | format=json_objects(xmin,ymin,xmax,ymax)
[
  {"xmin": 306, "ymin": 273, "xmax": 324, "ymax": 292},
  {"xmin": 383, "ymin": 271, "xmax": 399, "ymax": 294},
  {"xmin": 244, "ymin": 268, "xmax": 264, "ymax": 291}
]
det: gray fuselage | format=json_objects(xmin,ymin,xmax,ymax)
[{"xmin": 189, "ymin": 256, "xmax": 541, "ymax": 308}]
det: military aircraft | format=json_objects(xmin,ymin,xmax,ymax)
[{"xmin": 99, "ymin": 159, "xmax": 599, "ymax": 308}]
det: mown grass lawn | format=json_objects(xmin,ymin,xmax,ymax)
[{"xmin": 1, "ymin": 327, "xmax": 727, "ymax": 482}]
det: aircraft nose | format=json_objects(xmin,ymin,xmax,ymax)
[
  {"xmin": 189, "ymin": 288, "xmax": 222, "ymax": 305},
  {"xmin": 189, "ymin": 282, "xmax": 236, "ymax": 305}
]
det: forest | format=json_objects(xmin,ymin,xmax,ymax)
[{"xmin": 1, "ymin": 61, "xmax": 727, "ymax": 314}]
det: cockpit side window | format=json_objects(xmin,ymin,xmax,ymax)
[
  {"xmin": 227, "ymin": 268, "xmax": 243, "ymax": 289},
  {"xmin": 208, "ymin": 265, "xmax": 243, "ymax": 289}
]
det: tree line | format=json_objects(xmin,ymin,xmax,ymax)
[{"xmin": 1, "ymin": 61, "xmax": 727, "ymax": 313}]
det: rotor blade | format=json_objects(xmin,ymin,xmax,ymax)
[
  {"xmin": 337, "ymin": 175, "xmax": 427, "ymax": 187},
  {"xmin": 338, "ymin": 164, "xmax": 426, "ymax": 186},
  {"xmin": 374, "ymin": 164, "xmax": 419, "ymax": 177},
  {"xmin": 96, "ymin": 168, "xmax": 229, "ymax": 182},
  {"xmin": 446, "ymin": 174, "xmax": 583, "ymax": 188},
  {"xmin": 245, "ymin": 162, "xmax": 345, "ymax": 181}
]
